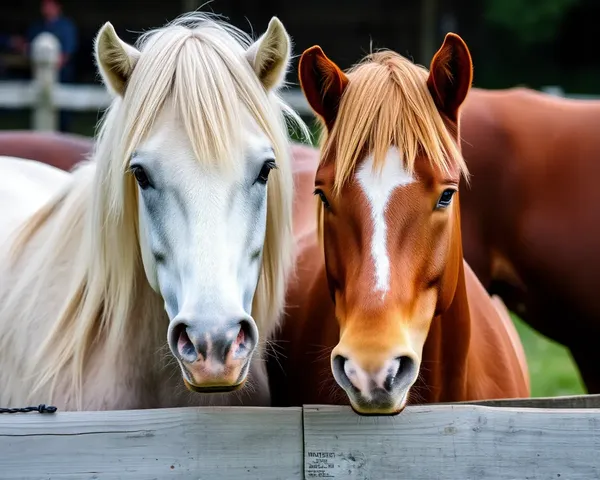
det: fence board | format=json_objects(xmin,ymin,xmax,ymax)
[
  {"xmin": 0, "ymin": 406, "xmax": 303, "ymax": 480},
  {"xmin": 303, "ymin": 404, "xmax": 600, "ymax": 479},
  {"xmin": 2, "ymin": 399, "xmax": 600, "ymax": 479},
  {"xmin": 0, "ymin": 82, "xmax": 313, "ymax": 116}
]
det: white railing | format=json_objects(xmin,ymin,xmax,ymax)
[
  {"xmin": 0, "ymin": 33, "xmax": 312, "ymax": 132},
  {"xmin": 540, "ymin": 85, "xmax": 600, "ymax": 100},
  {"xmin": 1, "ymin": 33, "xmax": 597, "ymax": 133}
]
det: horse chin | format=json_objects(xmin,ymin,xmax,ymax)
[
  {"xmin": 346, "ymin": 389, "xmax": 409, "ymax": 416},
  {"xmin": 350, "ymin": 404, "xmax": 405, "ymax": 416},
  {"xmin": 183, "ymin": 377, "xmax": 246, "ymax": 393},
  {"xmin": 180, "ymin": 360, "xmax": 251, "ymax": 394}
]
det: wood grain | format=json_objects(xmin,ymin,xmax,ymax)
[
  {"xmin": 0, "ymin": 406, "xmax": 303, "ymax": 480},
  {"xmin": 2, "ymin": 397, "xmax": 600, "ymax": 479},
  {"xmin": 303, "ymin": 404, "xmax": 600, "ymax": 479}
]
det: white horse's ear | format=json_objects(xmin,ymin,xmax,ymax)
[
  {"xmin": 95, "ymin": 22, "xmax": 140, "ymax": 97},
  {"xmin": 246, "ymin": 17, "xmax": 291, "ymax": 91}
]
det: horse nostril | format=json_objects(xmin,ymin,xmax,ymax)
[
  {"xmin": 385, "ymin": 356, "xmax": 415, "ymax": 392},
  {"xmin": 172, "ymin": 323, "xmax": 197, "ymax": 362},
  {"xmin": 332, "ymin": 355, "xmax": 352, "ymax": 389},
  {"xmin": 231, "ymin": 319, "xmax": 256, "ymax": 359}
]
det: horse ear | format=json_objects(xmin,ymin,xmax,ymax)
[
  {"xmin": 246, "ymin": 17, "xmax": 290, "ymax": 91},
  {"xmin": 95, "ymin": 22, "xmax": 140, "ymax": 97},
  {"xmin": 427, "ymin": 33, "xmax": 473, "ymax": 122},
  {"xmin": 298, "ymin": 46, "xmax": 348, "ymax": 130}
]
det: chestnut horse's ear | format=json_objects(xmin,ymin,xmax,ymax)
[
  {"xmin": 427, "ymin": 33, "xmax": 473, "ymax": 123},
  {"xmin": 298, "ymin": 46, "xmax": 349, "ymax": 130}
]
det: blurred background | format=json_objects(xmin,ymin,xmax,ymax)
[{"xmin": 0, "ymin": 0, "xmax": 590, "ymax": 398}]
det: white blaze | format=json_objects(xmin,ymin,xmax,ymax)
[{"xmin": 356, "ymin": 147, "xmax": 414, "ymax": 299}]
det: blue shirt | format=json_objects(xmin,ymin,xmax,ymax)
[
  {"xmin": 27, "ymin": 16, "xmax": 78, "ymax": 82},
  {"xmin": 0, "ymin": 34, "xmax": 11, "ymax": 50}
]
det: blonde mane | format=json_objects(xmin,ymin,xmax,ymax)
[
  {"xmin": 315, "ymin": 49, "xmax": 469, "ymax": 237},
  {"xmin": 3, "ymin": 12, "xmax": 306, "ymax": 407}
]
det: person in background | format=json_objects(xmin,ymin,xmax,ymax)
[{"xmin": 25, "ymin": 0, "xmax": 78, "ymax": 131}]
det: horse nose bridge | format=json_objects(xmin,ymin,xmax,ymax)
[
  {"xmin": 338, "ymin": 308, "xmax": 414, "ymax": 349},
  {"xmin": 178, "ymin": 215, "xmax": 234, "ymax": 276},
  {"xmin": 176, "ymin": 258, "xmax": 240, "ymax": 305}
]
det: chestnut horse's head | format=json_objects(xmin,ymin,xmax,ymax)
[{"xmin": 299, "ymin": 34, "xmax": 472, "ymax": 414}]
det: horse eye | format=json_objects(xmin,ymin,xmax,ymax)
[
  {"xmin": 256, "ymin": 159, "xmax": 277, "ymax": 185},
  {"xmin": 314, "ymin": 188, "xmax": 331, "ymax": 210},
  {"xmin": 130, "ymin": 165, "xmax": 151, "ymax": 190},
  {"xmin": 436, "ymin": 188, "xmax": 456, "ymax": 209}
]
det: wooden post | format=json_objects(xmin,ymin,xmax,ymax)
[{"xmin": 30, "ymin": 32, "xmax": 60, "ymax": 132}]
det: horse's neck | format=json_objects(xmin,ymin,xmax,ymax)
[
  {"xmin": 417, "ymin": 207, "xmax": 472, "ymax": 404},
  {"xmin": 418, "ymin": 258, "xmax": 472, "ymax": 403}
]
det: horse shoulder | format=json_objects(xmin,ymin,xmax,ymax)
[
  {"xmin": 463, "ymin": 260, "xmax": 530, "ymax": 398},
  {"xmin": 0, "ymin": 156, "xmax": 71, "ymax": 241}
]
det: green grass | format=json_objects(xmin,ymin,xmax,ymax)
[
  {"xmin": 511, "ymin": 314, "xmax": 586, "ymax": 397},
  {"xmin": 0, "ymin": 109, "xmax": 586, "ymax": 399}
]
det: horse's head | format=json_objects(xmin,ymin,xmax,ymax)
[
  {"xmin": 93, "ymin": 15, "xmax": 300, "ymax": 392},
  {"xmin": 299, "ymin": 34, "xmax": 472, "ymax": 414}
]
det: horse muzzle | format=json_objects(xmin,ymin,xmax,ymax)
[
  {"xmin": 168, "ymin": 316, "xmax": 257, "ymax": 392},
  {"xmin": 331, "ymin": 349, "xmax": 418, "ymax": 415}
]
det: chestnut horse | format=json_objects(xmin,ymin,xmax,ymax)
[
  {"xmin": 0, "ymin": 131, "xmax": 92, "ymax": 170},
  {"xmin": 268, "ymin": 34, "xmax": 530, "ymax": 414},
  {"xmin": 459, "ymin": 87, "xmax": 599, "ymax": 393}
]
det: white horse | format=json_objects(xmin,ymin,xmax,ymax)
[{"xmin": 0, "ymin": 12, "xmax": 307, "ymax": 411}]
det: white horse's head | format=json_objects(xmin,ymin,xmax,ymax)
[{"xmin": 94, "ymin": 14, "xmax": 303, "ymax": 392}]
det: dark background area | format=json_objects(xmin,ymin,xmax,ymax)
[{"xmin": 1, "ymin": 0, "xmax": 598, "ymax": 92}]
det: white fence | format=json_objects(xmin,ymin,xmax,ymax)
[
  {"xmin": 2, "ymin": 33, "xmax": 599, "ymax": 134},
  {"xmin": 0, "ymin": 33, "xmax": 312, "ymax": 132},
  {"xmin": 1, "ymin": 395, "xmax": 600, "ymax": 479}
]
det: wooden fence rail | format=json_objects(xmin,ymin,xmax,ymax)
[
  {"xmin": 1, "ymin": 395, "xmax": 600, "ymax": 479},
  {"xmin": 0, "ymin": 33, "xmax": 312, "ymax": 132}
]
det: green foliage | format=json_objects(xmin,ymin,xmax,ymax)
[
  {"xmin": 511, "ymin": 314, "xmax": 586, "ymax": 397},
  {"xmin": 484, "ymin": 0, "xmax": 580, "ymax": 45}
]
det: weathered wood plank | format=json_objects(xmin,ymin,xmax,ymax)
[
  {"xmin": 303, "ymin": 404, "xmax": 600, "ymax": 479},
  {"xmin": 0, "ymin": 406, "xmax": 303, "ymax": 480}
]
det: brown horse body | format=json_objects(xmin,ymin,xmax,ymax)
[
  {"xmin": 459, "ymin": 87, "xmax": 600, "ymax": 392},
  {"xmin": 0, "ymin": 131, "xmax": 92, "ymax": 170}
]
